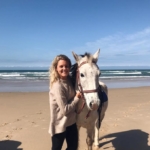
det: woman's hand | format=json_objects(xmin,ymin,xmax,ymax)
[{"xmin": 76, "ymin": 91, "xmax": 83, "ymax": 99}]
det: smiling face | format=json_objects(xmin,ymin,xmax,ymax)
[{"xmin": 56, "ymin": 59, "xmax": 70, "ymax": 80}]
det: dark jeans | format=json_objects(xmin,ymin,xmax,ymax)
[{"xmin": 51, "ymin": 123, "xmax": 78, "ymax": 150}]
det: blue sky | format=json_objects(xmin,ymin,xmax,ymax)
[{"xmin": 0, "ymin": 0, "xmax": 150, "ymax": 69}]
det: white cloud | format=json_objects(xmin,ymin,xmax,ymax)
[
  {"xmin": 1, "ymin": 27, "xmax": 150, "ymax": 67},
  {"xmin": 72, "ymin": 27, "xmax": 150, "ymax": 66}
]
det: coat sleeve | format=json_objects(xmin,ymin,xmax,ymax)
[{"xmin": 53, "ymin": 83, "xmax": 79, "ymax": 116}]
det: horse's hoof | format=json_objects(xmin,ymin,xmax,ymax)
[
  {"xmin": 93, "ymin": 145, "xmax": 99, "ymax": 150},
  {"xmin": 87, "ymin": 146, "xmax": 92, "ymax": 150}
]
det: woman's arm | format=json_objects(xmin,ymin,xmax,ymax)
[{"xmin": 53, "ymin": 83, "xmax": 80, "ymax": 116}]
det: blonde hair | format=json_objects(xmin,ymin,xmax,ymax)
[{"xmin": 49, "ymin": 55, "xmax": 71, "ymax": 88}]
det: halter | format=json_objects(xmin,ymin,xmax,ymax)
[{"xmin": 76, "ymin": 61, "xmax": 100, "ymax": 119}]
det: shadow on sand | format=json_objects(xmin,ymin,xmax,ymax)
[
  {"xmin": 99, "ymin": 129, "xmax": 150, "ymax": 150},
  {"xmin": 0, "ymin": 140, "xmax": 22, "ymax": 150}
]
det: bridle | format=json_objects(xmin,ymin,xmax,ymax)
[{"xmin": 76, "ymin": 61, "xmax": 100, "ymax": 119}]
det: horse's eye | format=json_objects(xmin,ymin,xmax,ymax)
[{"xmin": 80, "ymin": 73, "xmax": 84, "ymax": 77}]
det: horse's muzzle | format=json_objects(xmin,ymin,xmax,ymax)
[{"xmin": 89, "ymin": 102, "xmax": 99, "ymax": 110}]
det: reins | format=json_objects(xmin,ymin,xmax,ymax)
[{"xmin": 76, "ymin": 61, "xmax": 99, "ymax": 119}]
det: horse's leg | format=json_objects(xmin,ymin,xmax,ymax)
[
  {"xmin": 93, "ymin": 101, "xmax": 108, "ymax": 150},
  {"xmin": 86, "ymin": 127, "xmax": 94, "ymax": 150},
  {"xmin": 93, "ymin": 119, "xmax": 100, "ymax": 150}
]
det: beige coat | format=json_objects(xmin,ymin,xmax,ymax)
[{"xmin": 49, "ymin": 77, "xmax": 79, "ymax": 136}]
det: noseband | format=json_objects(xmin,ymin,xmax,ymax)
[{"xmin": 76, "ymin": 61, "xmax": 100, "ymax": 118}]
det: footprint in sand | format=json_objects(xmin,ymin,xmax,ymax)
[
  {"xmin": 31, "ymin": 121, "xmax": 36, "ymax": 124},
  {"xmin": 36, "ymin": 112, "xmax": 42, "ymax": 114},
  {"xmin": 5, "ymin": 134, "xmax": 12, "ymax": 140},
  {"xmin": 100, "ymin": 129, "xmax": 104, "ymax": 132},
  {"xmin": 33, "ymin": 125, "xmax": 39, "ymax": 127},
  {"xmin": 115, "ymin": 118, "xmax": 120, "ymax": 121},
  {"xmin": 38, "ymin": 117, "xmax": 44, "ymax": 120},
  {"xmin": 12, "ymin": 127, "xmax": 22, "ymax": 131},
  {"xmin": 113, "ymin": 123, "xmax": 118, "ymax": 127},
  {"xmin": 16, "ymin": 119, "xmax": 21, "ymax": 121},
  {"xmin": 22, "ymin": 115, "xmax": 28, "ymax": 118},
  {"xmin": 0, "ymin": 122, "xmax": 9, "ymax": 127},
  {"xmin": 123, "ymin": 114, "xmax": 128, "ymax": 117}
]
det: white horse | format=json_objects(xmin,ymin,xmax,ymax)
[{"xmin": 71, "ymin": 49, "xmax": 108, "ymax": 150}]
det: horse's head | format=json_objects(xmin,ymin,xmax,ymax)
[{"xmin": 72, "ymin": 49, "xmax": 101, "ymax": 111}]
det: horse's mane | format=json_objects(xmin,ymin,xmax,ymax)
[
  {"xmin": 80, "ymin": 52, "xmax": 91, "ymax": 58},
  {"xmin": 70, "ymin": 52, "xmax": 93, "ymax": 87}
]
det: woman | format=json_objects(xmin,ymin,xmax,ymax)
[{"xmin": 49, "ymin": 54, "xmax": 82, "ymax": 150}]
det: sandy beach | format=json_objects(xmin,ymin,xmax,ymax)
[{"xmin": 0, "ymin": 87, "xmax": 150, "ymax": 150}]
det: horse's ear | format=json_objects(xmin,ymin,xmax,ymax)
[
  {"xmin": 72, "ymin": 51, "xmax": 82, "ymax": 62},
  {"xmin": 92, "ymin": 49, "xmax": 100, "ymax": 63}
]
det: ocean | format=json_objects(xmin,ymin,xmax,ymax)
[{"xmin": 0, "ymin": 69, "xmax": 150, "ymax": 92}]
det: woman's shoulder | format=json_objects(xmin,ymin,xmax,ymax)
[
  {"xmin": 53, "ymin": 79, "xmax": 70, "ymax": 89},
  {"xmin": 51, "ymin": 78, "xmax": 73, "ymax": 90},
  {"xmin": 51, "ymin": 80, "xmax": 62, "ymax": 89}
]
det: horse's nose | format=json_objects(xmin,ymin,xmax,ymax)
[
  {"xmin": 89, "ymin": 102, "xmax": 98, "ymax": 110},
  {"xmin": 89, "ymin": 102, "xmax": 92, "ymax": 108}
]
